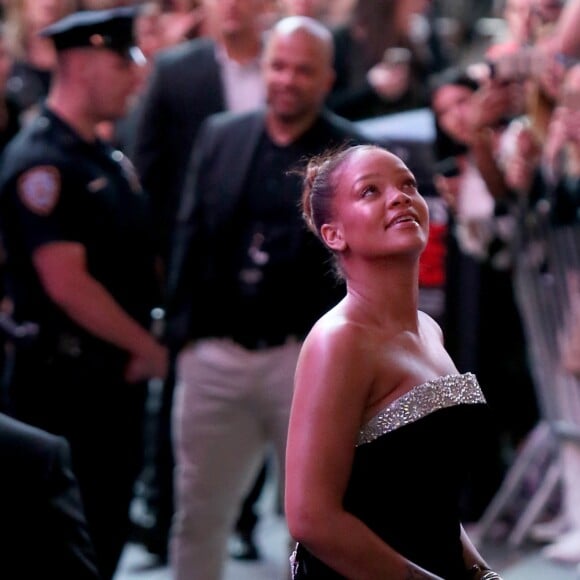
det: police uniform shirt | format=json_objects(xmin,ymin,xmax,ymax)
[{"xmin": 0, "ymin": 105, "xmax": 160, "ymax": 345}]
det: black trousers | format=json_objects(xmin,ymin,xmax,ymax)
[{"xmin": 4, "ymin": 345, "xmax": 147, "ymax": 580}]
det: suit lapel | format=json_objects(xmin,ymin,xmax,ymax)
[
  {"xmin": 222, "ymin": 112, "xmax": 265, "ymax": 208},
  {"xmin": 204, "ymin": 41, "xmax": 226, "ymax": 112}
]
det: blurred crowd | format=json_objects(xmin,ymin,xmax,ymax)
[
  {"xmin": 0, "ymin": 0, "xmax": 580, "ymax": 579},
  {"xmin": 430, "ymin": 0, "xmax": 580, "ymax": 569}
]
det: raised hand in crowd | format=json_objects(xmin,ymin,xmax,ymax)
[
  {"xmin": 367, "ymin": 47, "xmax": 412, "ymax": 103},
  {"xmin": 470, "ymin": 78, "xmax": 524, "ymax": 132},
  {"xmin": 503, "ymin": 120, "xmax": 542, "ymax": 194}
]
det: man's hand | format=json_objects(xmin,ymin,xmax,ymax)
[{"xmin": 125, "ymin": 339, "xmax": 169, "ymax": 383}]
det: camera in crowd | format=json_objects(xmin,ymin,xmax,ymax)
[
  {"xmin": 469, "ymin": 46, "xmax": 578, "ymax": 84},
  {"xmin": 488, "ymin": 46, "xmax": 539, "ymax": 82}
]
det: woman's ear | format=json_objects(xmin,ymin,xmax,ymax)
[{"xmin": 320, "ymin": 223, "xmax": 347, "ymax": 252}]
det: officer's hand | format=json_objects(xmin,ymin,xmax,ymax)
[{"xmin": 124, "ymin": 340, "xmax": 169, "ymax": 383}]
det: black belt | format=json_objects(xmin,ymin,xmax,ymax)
[{"xmin": 228, "ymin": 333, "xmax": 298, "ymax": 351}]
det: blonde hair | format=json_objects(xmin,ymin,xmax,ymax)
[{"xmin": 4, "ymin": 0, "xmax": 78, "ymax": 60}]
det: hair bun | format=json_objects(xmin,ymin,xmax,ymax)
[
  {"xmin": 301, "ymin": 161, "xmax": 321, "ymax": 233},
  {"xmin": 304, "ymin": 162, "xmax": 319, "ymax": 190}
]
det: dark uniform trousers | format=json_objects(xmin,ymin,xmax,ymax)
[{"xmin": 5, "ymin": 341, "xmax": 147, "ymax": 579}]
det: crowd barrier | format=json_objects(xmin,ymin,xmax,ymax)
[{"xmin": 477, "ymin": 199, "xmax": 580, "ymax": 546}]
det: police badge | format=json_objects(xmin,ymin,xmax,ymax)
[{"xmin": 17, "ymin": 166, "xmax": 61, "ymax": 215}]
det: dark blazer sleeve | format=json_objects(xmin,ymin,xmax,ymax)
[
  {"xmin": 129, "ymin": 58, "xmax": 169, "ymax": 202},
  {"xmin": 0, "ymin": 414, "xmax": 100, "ymax": 579},
  {"xmin": 131, "ymin": 39, "xmax": 225, "ymax": 262},
  {"xmin": 163, "ymin": 117, "xmax": 215, "ymax": 351},
  {"xmin": 164, "ymin": 112, "xmax": 235, "ymax": 350}
]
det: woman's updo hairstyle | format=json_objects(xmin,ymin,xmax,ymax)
[{"xmin": 302, "ymin": 144, "xmax": 375, "ymax": 241}]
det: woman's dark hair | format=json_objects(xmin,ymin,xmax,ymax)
[
  {"xmin": 301, "ymin": 143, "xmax": 382, "ymax": 238},
  {"xmin": 350, "ymin": 0, "xmax": 400, "ymax": 67},
  {"xmin": 429, "ymin": 66, "xmax": 478, "ymax": 161},
  {"xmin": 301, "ymin": 144, "xmax": 379, "ymax": 279},
  {"xmin": 428, "ymin": 66, "xmax": 479, "ymax": 97}
]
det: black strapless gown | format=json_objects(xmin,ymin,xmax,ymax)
[{"xmin": 291, "ymin": 373, "xmax": 488, "ymax": 580}]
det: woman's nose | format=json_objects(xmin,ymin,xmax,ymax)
[{"xmin": 387, "ymin": 187, "xmax": 412, "ymax": 206}]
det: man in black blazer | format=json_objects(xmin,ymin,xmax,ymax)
[
  {"xmin": 132, "ymin": 0, "xmax": 266, "ymax": 265},
  {"xmin": 0, "ymin": 413, "xmax": 99, "ymax": 579},
  {"xmin": 166, "ymin": 16, "xmax": 364, "ymax": 580},
  {"xmin": 131, "ymin": 4, "xmax": 266, "ymax": 558}
]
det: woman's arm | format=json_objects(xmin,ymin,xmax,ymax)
[{"xmin": 460, "ymin": 526, "xmax": 503, "ymax": 580}]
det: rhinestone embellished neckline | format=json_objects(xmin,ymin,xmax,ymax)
[{"xmin": 356, "ymin": 373, "xmax": 485, "ymax": 447}]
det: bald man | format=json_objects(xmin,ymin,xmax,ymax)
[{"xmin": 166, "ymin": 16, "xmax": 364, "ymax": 580}]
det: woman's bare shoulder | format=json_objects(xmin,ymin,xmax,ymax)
[
  {"xmin": 305, "ymin": 303, "xmax": 375, "ymax": 357},
  {"xmin": 418, "ymin": 309, "xmax": 444, "ymax": 341},
  {"xmin": 295, "ymin": 310, "xmax": 371, "ymax": 392},
  {"xmin": 293, "ymin": 304, "xmax": 377, "ymax": 424}
]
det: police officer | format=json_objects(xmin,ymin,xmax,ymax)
[{"xmin": 0, "ymin": 8, "xmax": 168, "ymax": 579}]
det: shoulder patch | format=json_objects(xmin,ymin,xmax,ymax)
[{"xmin": 17, "ymin": 166, "xmax": 61, "ymax": 215}]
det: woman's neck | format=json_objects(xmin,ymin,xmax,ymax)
[{"xmin": 343, "ymin": 256, "xmax": 420, "ymax": 331}]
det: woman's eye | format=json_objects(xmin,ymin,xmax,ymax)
[
  {"xmin": 361, "ymin": 185, "xmax": 378, "ymax": 197},
  {"xmin": 402, "ymin": 180, "xmax": 417, "ymax": 192}
]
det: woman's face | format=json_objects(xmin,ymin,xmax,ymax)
[
  {"xmin": 207, "ymin": 0, "xmax": 263, "ymax": 37},
  {"xmin": 24, "ymin": 0, "xmax": 70, "ymax": 30},
  {"xmin": 432, "ymin": 84, "xmax": 474, "ymax": 146},
  {"xmin": 322, "ymin": 147, "xmax": 429, "ymax": 261}
]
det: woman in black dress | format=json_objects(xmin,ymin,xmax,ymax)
[{"xmin": 285, "ymin": 144, "xmax": 501, "ymax": 579}]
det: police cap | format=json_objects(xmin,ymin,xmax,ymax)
[{"xmin": 39, "ymin": 7, "xmax": 145, "ymax": 65}]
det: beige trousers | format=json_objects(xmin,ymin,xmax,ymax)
[{"xmin": 170, "ymin": 337, "xmax": 301, "ymax": 580}]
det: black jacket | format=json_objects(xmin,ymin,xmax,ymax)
[
  {"xmin": 0, "ymin": 413, "xmax": 99, "ymax": 579},
  {"xmin": 132, "ymin": 37, "xmax": 225, "ymax": 261},
  {"xmin": 165, "ymin": 108, "xmax": 363, "ymax": 350}
]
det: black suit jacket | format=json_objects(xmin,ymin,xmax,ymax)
[
  {"xmin": 166, "ymin": 108, "xmax": 364, "ymax": 350},
  {"xmin": 0, "ymin": 413, "xmax": 99, "ymax": 579},
  {"xmin": 132, "ymin": 38, "xmax": 225, "ymax": 260}
]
